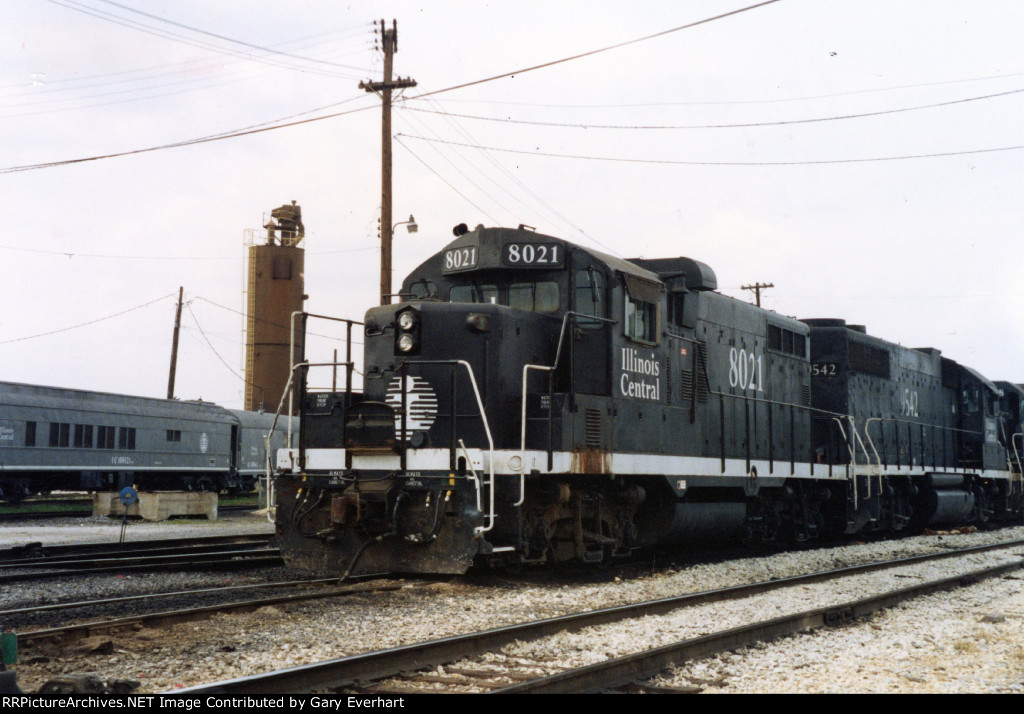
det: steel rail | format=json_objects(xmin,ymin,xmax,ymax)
[
  {"xmin": 0, "ymin": 534, "xmax": 271, "ymax": 564},
  {"xmin": 2, "ymin": 577, "xmax": 344, "ymax": 618},
  {"xmin": 0, "ymin": 504, "xmax": 258, "ymax": 522},
  {"xmin": 16, "ymin": 581, "xmax": 424, "ymax": 648},
  {"xmin": 0, "ymin": 550, "xmax": 283, "ymax": 584},
  {"xmin": 496, "ymin": 558, "xmax": 1024, "ymax": 693},
  {"xmin": 1, "ymin": 541, "xmax": 273, "ymax": 568},
  {"xmin": 174, "ymin": 537, "xmax": 1024, "ymax": 695}
]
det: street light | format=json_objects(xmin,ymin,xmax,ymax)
[
  {"xmin": 382, "ymin": 215, "xmax": 418, "ymax": 304},
  {"xmin": 394, "ymin": 214, "xmax": 417, "ymax": 235}
]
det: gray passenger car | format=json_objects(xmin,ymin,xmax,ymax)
[{"xmin": 0, "ymin": 381, "xmax": 295, "ymax": 504}]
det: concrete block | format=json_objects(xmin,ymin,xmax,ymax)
[{"xmin": 92, "ymin": 492, "xmax": 217, "ymax": 521}]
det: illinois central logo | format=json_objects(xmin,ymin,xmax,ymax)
[{"xmin": 385, "ymin": 375, "xmax": 439, "ymax": 437}]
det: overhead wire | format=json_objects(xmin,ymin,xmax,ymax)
[
  {"xmin": 194, "ymin": 296, "xmax": 362, "ymax": 346},
  {"xmin": 0, "ymin": 293, "xmax": 176, "ymax": 344},
  {"xmin": 0, "ymin": 98, "xmax": 378, "ymax": 174},
  {"xmin": 393, "ymin": 135, "xmax": 502, "ymax": 224},
  {"xmin": 409, "ymin": 0, "xmax": 786, "ymax": 100},
  {"xmin": 396, "ymin": 134, "xmax": 1024, "ymax": 166},
  {"xmin": 416, "ymin": 68, "xmax": 1024, "ymax": 109},
  {"xmin": 1, "ymin": 0, "xmax": 788, "ymax": 174},
  {"xmin": 185, "ymin": 299, "xmax": 250, "ymax": 383},
  {"xmin": 0, "ymin": 238, "xmax": 379, "ymax": 261},
  {"xmin": 43, "ymin": 0, "xmax": 365, "ymax": 79},
  {"xmin": 401, "ymin": 86, "xmax": 1024, "ymax": 130},
  {"xmin": 0, "ymin": 24, "xmax": 373, "ymax": 94},
  {"xmin": 396, "ymin": 100, "xmax": 622, "ymax": 255},
  {"xmin": 393, "ymin": 102, "xmax": 531, "ymax": 225},
  {"xmin": 0, "ymin": 39, "xmax": 374, "ymax": 119},
  {"xmin": 91, "ymin": 0, "xmax": 369, "ymax": 71}
]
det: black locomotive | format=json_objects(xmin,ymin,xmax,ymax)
[
  {"xmin": 274, "ymin": 224, "xmax": 1023, "ymax": 575},
  {"xmin": 0, "ymin": 381, "xmax": 295, "ymax": 504}
]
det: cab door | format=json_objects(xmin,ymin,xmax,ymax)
[{"xmin": 570, "ymin": 265, "xmax": 610, "ymax": 395}]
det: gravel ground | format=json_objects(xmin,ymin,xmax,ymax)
[{"xmin": 3, "ymin": 514, "xmax": 1024, "ymax": 694}]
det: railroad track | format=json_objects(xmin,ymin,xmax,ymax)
[
  {"xmin": 11, "ymin": 576, "xmax": 414, "ymax": 651},
  {"xmin": 174, "ymin": 538, "xmax": 1024, "ymax": 694},
  {"xmin": 0, "ymin": 533, "xmax": 270, "ymax": 562},
  {"xmin": 0, "ymin": 503, "xmax": 259, "ymax": 522},
  {"xmin": 0, "ymin": 534, "xmax": 279, "ymax": 583}
]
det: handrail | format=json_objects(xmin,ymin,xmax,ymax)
[
  {"xmin": 398, "ymin": 359, "xmax": 495, "ymax": 535},
  {"xmin": 863, "ymin": 417, "xmax": 983, "ymax": 471},
  {"xmin": 458, "ymin": 438, "xmax": 482, "ymax": 515},
  {"xmin": 262, "ymin": 360, "xmax": 305, "ymax": 523},
  {"xmin": 848, "ymin": 417, "xmax": 878, "ymax": 501},
  {"xmin": 1013, "ymin": 434, "xmax": 1024, "ymax": 495},
  {"xmin": 830, "ymin": 417, "xmax": 857, "ymax": 509},
  {"xmin": 289, "ymin": 311, "xmax": 363, "ymax": 441},
  {"xmin": 261, "ymin": 360, "xmax": 356, "ymax": 522},
  {"xmin": 711, "ymin": 389, "xmax": 849, "ymax": 476}
]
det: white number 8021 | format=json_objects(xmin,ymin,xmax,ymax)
[{"xmin": 728, "ymin": 347, "xmax": 764, "ymax": 392}]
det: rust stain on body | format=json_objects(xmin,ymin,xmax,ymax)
[{"xmin": 571, "ymin": 448, "xmax": 611, "ymax": 474}]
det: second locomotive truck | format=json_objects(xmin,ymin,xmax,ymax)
[{"xmin": 276, "ymin": 225, "xmax": 1023, "ymax": 575}]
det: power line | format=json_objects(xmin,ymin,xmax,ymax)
[
  {"xmin": 396, "ymin": 102, "xmax": 621, "ymax": 256},
  {"xmin": 401, "ymin": 86, "xmax": 1024, "ymax": 130},
  {"xmin": 393, "ymin": 135, "xmax": 502, "ymax": 224},
  {"xmin": 44, "ymin": 0, "xmax": 363, "ymax": 79},
  {"xmin": 0, "ymin": 241, "xmax": 378, "ymax": 261},
  {"xmin": 0, "ymin": 40, "xmax": 371, "ymax": 120},
  {"xmin": 396, "ymin": 134, "xmax": 1024, "ymax": 166},
  {"xmin": 1, "ymin": 0, "xmax": 785, "ymax": 174},
  {"xmin": 0, "ymin": 293, "xmax": 175, "ymax": 344},
  {"xmin": 415, "ymin": 69, "xmax": 1024, "ymax": 109},
  {"xmin": 0, "ymin": 24, "xmax": 373, "ymax": 94},
  {"xmin": 415, "ymin": 97, "xmax": 617, "ymax": 254},
  {"xmin": 193, "ymin": 296, "xmax": 361, "ymax": 345},
  {"xmin": 0, "ymin": 99, "xmax": 378, "ymax": 174},
  {"xmin": 185, "ymin": 299, "xmax": 249, "ymax": 383},
  {"xmin": 411, "ymin": 0, "xmax": 786, "ymax": 99},
  {"xmin": 92, "ymin": 0, "xmax": 369, "ymax": 71}
]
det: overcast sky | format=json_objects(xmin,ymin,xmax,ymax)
[{"xmin": 2, "ymin": 0, "xmax": 1021, "ymax": 408}]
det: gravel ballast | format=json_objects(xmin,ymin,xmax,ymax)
[{"xmin": 2, "ymin": 514, "xmax": 1023, "ymax": 694}]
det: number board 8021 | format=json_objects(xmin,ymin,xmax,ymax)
[
  {"xmin": 442, "ymin": 245, "xmax": 479, "ymax": 273},
  {"xmin": 502, "ymin": 243, "xmax": 564, "ymax": 267}
]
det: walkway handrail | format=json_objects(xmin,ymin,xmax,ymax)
[{"xmin": 398, "ymin": 359, "xmax": 495, "ymax": 535}]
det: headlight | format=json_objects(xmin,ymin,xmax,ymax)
[
  {"xmin": 394, "ymin": 308, "xmax": 421, "ymax": 355},
  {"xmin": 398, "ymin": 311, "xmax": 417, "ymax": 331},
  {"xmin": 397, "ymin": 333, "xmax": 417, "ymax": 353}
]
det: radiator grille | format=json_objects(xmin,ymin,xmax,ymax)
[{"xmin": 585, "ymin": 408, "xmax": 603, "ymax": 448}]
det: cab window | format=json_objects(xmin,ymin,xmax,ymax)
[
  {"xmin": 574, "ymin": 269, "xmax": 605, "ymax": 328},
  {"xmin": 625, "ymin": 294, "xmax": 657, "ymax": 344},
  {"xmin": 408, "ymin": 280, "xmax": 438, "ymax": 299},
  {"xmin": 509, "ymin": 282, "xmax": 559, "ymax": 313},
  {"xmin": 962, "ymin": 384, "xmax": 980, "ymax": 414},
  {"xmin": 449, "ymin": 284, "xmax": 498, "ymax": 304}
]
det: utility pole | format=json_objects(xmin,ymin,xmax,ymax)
[
  {"xmin": 360, "ymin": 19, "xmax": 417, "ymax": 305},
  {"xmin": 167, "ymin": 286, "xmax": 183, "ymax": 399},
  {"xmin": 741, "ymin": 282, "xmax": 774, "ymax": 307}
]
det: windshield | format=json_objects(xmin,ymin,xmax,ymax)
[{"xmin": 449, "ymin": 280, "xmax": 560, "ymax": 314}]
